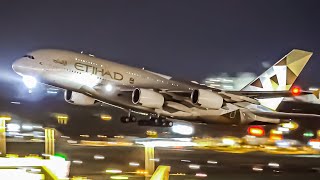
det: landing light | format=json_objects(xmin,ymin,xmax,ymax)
[
  {"xmin": 105, "ymin": 84, "xmax": 113, "ymax": 92},
  {"xmin": 22, "ymin": 75, "xmax": 37, "ymax": 89}
]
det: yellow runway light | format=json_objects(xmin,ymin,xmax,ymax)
[{"xmin": 101, "ymin": 114, "xmax": 112, "ymax": 121}]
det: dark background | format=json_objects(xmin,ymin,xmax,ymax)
[{"xmin": 0, "ymin": 0, "xmax": 320, "ymax": 137}]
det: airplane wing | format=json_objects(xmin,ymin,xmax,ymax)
[
  {"xmin": 226, "ymin": 90, "xmax": 312, "ymax": 98},
  {"xmin": 251, "ymin": 110, "xmax": 320, "ymax": 119}
]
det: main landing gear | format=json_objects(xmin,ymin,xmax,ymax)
[
  {"xmin": 138, "ymin": 117, "xmax": 173, "ymax": 127},
  {"xmin": 120, "ymin": 115, "xmax": 173, "ymax": 127}
]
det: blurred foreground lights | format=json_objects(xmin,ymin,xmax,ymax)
[
  {"xmin": 94, "ymin": 155, "xmax": 105, "ymax": 160},
  {"xmin": 268, "ymin": 162, "xmax": 280, "ymax": 168},
  {"xmin": 195, "ymin": 173, "xmax": 207, "ymax": 177},
  {"xmin": 105, "ymin": 84, "xmax": 113, "ymax": 92},
  {"xmin": 129, "ymin": 162, "xmax": 140, "ymax": 167},
  {"xmin": 0, "ymin": 115, "xmax": 12, "ymax": 121},
  {"xmin": 252, "ymin": 166, "xmax": 263, "ymax": 172},
  {"xmin": 7, "ymin": 123, "xmax": 20, "ymax": 132},
  {"xmin": 149, "ymin": 158, "xmax": 160, "ymax": 162},
  {"xmin": 72, "ymin": 160, "xmax": 83, "ymax": 164},
  {"xmin": 22, "ymin": 75, "xmax": 37, "ymax": 89},
  {"xmin": 222, "ymin": 138, "xmax": 236, "ymax": 146},
  {"xmin": 106, "ymin": 169, "xmax": 122, "ymax": 174},
  {"xmin": 172, "ymin": 124, "xmax": 194, "ymax": 135},
  {"xmin": 110, "ymin": 176, "xmax": 128, "ymax": 180},
  {"xmin": 22, "ymin": 124, "xmax": 33, "ymax": 131},
  {"xmin": 207, "ymin": 160, "xmax": 218, "ymax": 164},
  {"xmin": 181, "ymin": 159, "xmax": 191, "ymax": 163},
  {"xmin": 189, "ymin": 164, "xmax": 200, "ymax": 170}
]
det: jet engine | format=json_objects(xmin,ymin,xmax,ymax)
[
  {"xmin": 64, "ymin": 90, "xmax": 97, "ymax": 105},
  {"xmin": 132, "ymin": 88, "xmax": 164, "ymax": 109},
  {"xmin": 191, "ymin": 89, "xmax": 223, "ymax": 109}
]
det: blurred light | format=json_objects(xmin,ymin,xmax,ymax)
[
  {"xmin": 32, "ymin": 125, "xmax": 43, "ymax": 129},
  {"xmin": 181, "ymin": 160, "xmax": 191, "ymax": 163},
  {"xmin": 252, "ymin": 166, "xmax": 263, "ymax": 172},
  {"xmin": 281, "ymin": 122, "xmax": 299, "ymax": 130},
  {"xmin": 172, "ymin": 124, "xmax": 194, "ymax": 135},
  {"xmin": 277, "ymin": 127, "xmax": 290, "ymax": 133},
  {"xmin": 97, "ymin": 135, "xmax": 107, "ymax": 138},
  {"xmin": 94, "ymin": 155, "xmax": 105, "ymax": 160},
  {"xmin": 80, "ymin": 134, "xmax": 90, "ymax": 138},
  {"xmin": 7, "ymin": 123, "xmax": 20, "ymax": 132},
  {"xmin": 207, "ymin": 160, "xmax": 218, "ymax": 164},
  {"xmin": 268, "ymin": 162, "xmax": 280, "ymax": 168},
  {"xmin": 106, "ymin": 169, "xmax": 122, "ymax": 174},
  {"xmin": 22, "ymin": 75, "xmax": 37, "ymax": 89},
  {"xmin": 61, "ymin": 136, "xmax": 70, "ymax": 139},
  {"xmin": 72, "ymin": 160, "xmax": 83, "ymax": 164},
  {"xmin": 247, "ymin": 126, "xmax": 265, "ymax": 137},
  {"xmin": 276, "ymin": 140, "xmax": 290, "ymax": 147},
  {"xmin": 10, "ymin": 101, "xmax": 21, "ymax": 105},
  {"xmin": 129, "ymin": 162, "xmax": 140, "ymax": 167},
  {"xmin": 54, "ymin": 153, "xmax": 67, "ymax": 160},
  {"xmin": 222, "ymin": 138, "xmax": 236, "ymax": 146},
  {"xmin": 270, "ymin": 129, "xmax": 283, "ymax": 135},
  {"xmin": 47, "ymin": 90, "xmax": 58, "ymax": 94},
  {"xmin": 105, "ymin": 84, "xmax": 113, "ymax": 92},
  {"xmin": 67, "ymin": 140, "xmax": 77, "ymax": 144},
  {"xmin": 22, "ymin": 124, "xmax": 33, "ymax": 131},
  {"xmin": 291, "ymin": 86, "xmax": 301, "ymax": 96},
  {"xmin": 304, "ymin": 131, "xmax": 314, "ymax": 137},
  {"xmin": 195, "ymin": 173, "xmax": 207, "ymax": 177},
  {"xmin": 309, "ymin": 87, "xmax": 319, "ymax": 91},
  {"xmin": 308, "ymin": 139, "xmax": 320, "ymax": 149},
  {"xmin": 136, "ymin": 170, "xmax": 148, "ymax": 175},
  {"xmin": 189, "ymin": 164, "xmax": 200, "ymax": 170},
  {"xmin": 270, "ymin": 134, "xmax": 283, "ymax": 141},
  {"xmin": 100, "ymin": 114, "xmax": 112, "ymax": 121},
  {"xmin": 110, "ymin": 176, "xmax": 128, "ymax": 180},
  {"xmin": 149, "ymin": 158, "xmax": 160, "ymax": 162}
]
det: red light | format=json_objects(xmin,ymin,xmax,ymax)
[
  {"xmin": 291, "ymin": 86, "xmax": 301, "ymax": 96},
  {"xmin": 247, "ymin": 126, "xmax": 265, "ymax": 137}
]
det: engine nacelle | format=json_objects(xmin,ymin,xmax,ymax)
[
  {"xmin": 64, "ymin": 90, "xmax": 97, "ymax": 105},
  {"xmin": 132, "ymin": 88, "xmax": 164, "ymax": 109},
  {"xmin": 191, "ymin": 89, "xmax": 223, "ymax": 109}
]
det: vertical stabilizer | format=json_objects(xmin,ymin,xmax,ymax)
[{"xmin": 242, "ymin": 49, "xmax": 312, "ymax": 91}]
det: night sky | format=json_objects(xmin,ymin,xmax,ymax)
[{"xmin": 0, "ymin": 0, "xmax": 320, "ymax": 135}]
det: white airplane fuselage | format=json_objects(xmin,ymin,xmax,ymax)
[{"xmin": 12, "ymin": 49, "xmax": 281, "ymax": 125}]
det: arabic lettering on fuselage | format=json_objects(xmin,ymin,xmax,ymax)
[
  {"xmin": 74, "ymin": 62, "xmax": 123, "ymax": 81},
  {"xmin": 53, "ymin": 59, "xmax": 67, "ymax": 66}
]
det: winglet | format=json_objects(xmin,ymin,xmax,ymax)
[
  {"xmin": 242, "ymin": 49, "xmax": 313, "ymax": 91},
  {"xmin": 150, "ymin": 166, "xmax": 171, "ymax": 180}
]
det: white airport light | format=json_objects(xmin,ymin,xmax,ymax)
[
  {"xmin": 129, "ymin": 162, "xmax": 140, "ymax": 167},
  {"xmin": 106, "ymin": 169, "xmax": 122, "ymax": 174},
  {"xmin": 195, "ymin": 173, "xmax": 207, "ymax": 177},
  {"xmin": 105, "ymin": 84, "xmax": 113, "ymax": 92},
  {"xmin": 22, "ymin": 124, "xmax": 33, "ymax": 131},
  {"xmin": 22, "ymin": 75, "xmax": 37, "ymax": 89},
  {"xmin": 172, "ymin": 124, "xmax": 194, "ymax": 135},
  {"xmin": 268, "ymin": 162, "xmax": 280, "ymax": 168},
  {"xmin": 72, "ymin": 160, "xmax": 83, "ymax": 164},
  {"xmin": 252, "ymin": 166, "xmax": 263, "ymax": 172},
  {"xmin": 207, "ymin": 160, "xmax": 218, "ymax": 164},
  {"xmin": 7, "ymin": 123, "xmax": 20, "ymax": 132},
  {"xmin": 94, "ymin": 155, "xmax": 105, "ymax": 160},
  {"xmin": 189, "ymin": 164, "xmax": 200, "ymax": 170}
]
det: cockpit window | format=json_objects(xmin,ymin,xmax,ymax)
[{"xmin": 23, "ymin": 55, "xmax": 35, "ymax": 59}]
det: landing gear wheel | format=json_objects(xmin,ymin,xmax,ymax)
[
  {"xmin": 166, "ymin": 121, "xmax": 173, "ymax": 127},
  {"xmin": 120, "ymin": 116, "xmax": 137, "ymax": 123}
]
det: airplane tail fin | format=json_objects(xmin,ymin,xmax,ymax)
[
  {"xmin": 242, "ymin": 49, "xmax": 313, "ymax": 91},
  {"xmin": 150, "ymin": 166, "xmax": 170, "ymax": 180}
]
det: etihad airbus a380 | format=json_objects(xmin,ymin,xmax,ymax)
[{"xmin": 12, "ymin": 49, "xmax": 317, "ymax": 127}]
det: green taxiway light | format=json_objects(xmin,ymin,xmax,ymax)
[
  {"xmin": 54, "ymin": 153, "xmax": 67, "ymax": 160},
  {"xmin": 303, "ymin": 132, "xmax": 314, "ymax": 137}
]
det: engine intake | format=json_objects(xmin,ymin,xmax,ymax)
[
  {"xmin": 132, "ymin": 88, "xmax": 164, "ymax": 109},
  {"xmin": 64, "ymin": 90, "xmax": 97, "ymax": 105},
  {"xmin": 191, "ymin": 89, "xmax": 223, "ymax": 109}
]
